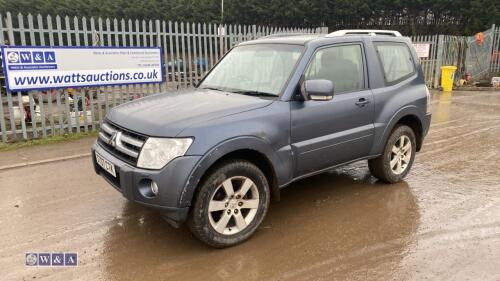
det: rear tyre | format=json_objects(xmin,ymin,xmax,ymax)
[
  {"xmin": 368, "ymin": 125, "xmax": 416, "ymax": 183},
  {"xmin": 188, "ymin": 160, "xmax": 270, "ymax": 248}
]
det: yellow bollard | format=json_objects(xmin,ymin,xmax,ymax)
[{"xmin": 440, "ymin": 66, "xmax": 457, "ymax": 92}]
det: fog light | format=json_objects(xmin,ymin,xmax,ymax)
[
  {"xmin": 138, "ymin": 179, "xmax": 159, "ymax": 198},
  {"xmin": 151, "ymin": 181, "xmax": 159, "ymax": 195}
]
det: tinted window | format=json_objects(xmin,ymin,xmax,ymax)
[
  {"xmin": 305, "ymin": 44, "xmax": 364, "ymax": 93},
  {"xmin": 375, "ymin": 43, "xmax": 415, "ymax": 83}
]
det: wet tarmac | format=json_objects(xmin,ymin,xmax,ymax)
[{"xmin": 0, "ymin": 90, "xmax": 499, "ymax": 280}]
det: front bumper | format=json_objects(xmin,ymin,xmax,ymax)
[{"xmin": 92, "ymin": 142, "xmax": 201, "ymax": 226}]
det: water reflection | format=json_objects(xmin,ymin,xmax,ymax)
[
  {"xmin": 102, "ymin": 165, "xmax": 419, "ymax": 280},
  {"xmin": 433, "ymin": 91, "xmax": 452, "ymax": 123}
]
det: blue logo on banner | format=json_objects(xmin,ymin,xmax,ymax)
[
  {"xmin": 6, "ymin": 51, "xmax": 20, "ymax": 63},
  {"xmin": 38, "ymin": 253, "xmax": 51, "ymax": 266},
  {"xmin": 25, "ymin": 252, "xmax": 78, "ymax": 267},
  {"xmin": 25, "ymin": 253, "xmax": 38, "ymax": 266},
  {"xmin": 20, "ymin": 51, "xmax": 32, "ymax": 63},
  {"xmin": 32, "ymin": 51, "xmax": 45, "ymax": 63},
  {"xmin": 65, "ymin": 253, "xmax": 78, "ymax": 266},
  {"xmin": 44, "ymin": 51, "xmax": 56, "ymax": 63},
  {"xmin": 6, "ymin": 50, "xmax": 58, "ymax": 71},
  {"xmin": 51, "ymin": 253, "xmax": 64, "ymax": 266}
]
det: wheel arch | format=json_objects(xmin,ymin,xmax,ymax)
[
  {"xmin": 373, "ymin": 106, "xmax": 425, "ymax": 154},
  {"xmin": 396, "ymin": 114, "xmax": 423, "ymax": 151},
  {"xmin": 179, "ymin": 136, "xmax": 287, "ymax": 208}
]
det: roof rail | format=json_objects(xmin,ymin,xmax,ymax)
[
  {"xmin": 261, "ymin": 33, "xmax": 320, "ymax": 39},
  {"xmin": 326, "ymin": 29, "xmax": 402, "ymax": 37}
]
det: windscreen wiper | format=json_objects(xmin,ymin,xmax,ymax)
[
  {"xmin": 232, "ymin": 90, "xmax": 277, "ymax": 98},
  {"xmin": 199, "ymin": 86, "xmax": 225, "ymax": 92}
]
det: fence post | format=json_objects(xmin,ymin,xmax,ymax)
[
  {"xmin": 168, "ymin": 21, "xmax": 176, "ymax": 87},
  {"xmin": 180, "ymin": 22, "xmax": 188, "ymax": 89},
  {"xmin": 0, "ymin": 13, "xmax": 4, "ymax": 45},
  {"xmin": 16, "ymin": 92, "xmax": 28, "ymax": 139},
  {"xmin": 6, "ymin": 12, "xmax": 15, "ymax": 44},
  {"xmin": 434, "ymin": 35, "xmax": 445, "ymax": 88},
  {"xmin": 28, "ymin": 92, "xmax": 38, "ymax": 138},
  {"xmin": 201, "ymin": 23, "xmax": 208, "ymax": 74},
  {"xmin": 156, "ymin": 19, "xmax": 166, "ymax": 91},
  {"xmin": 0, "ymin": 15, "xmax": 6, "ymax": 142},
  {"xmin": 192, "ymin": 22, "xmax": 200, "ymax": 84},
  {"xmin": 212, "ymin": 23, "xmax": 219, "ymax": 63},
  {"xmin": 487, "ymin": 24, "xmax": 496, "ymax": 74},
  {"xmin": 6, "ymin": 92, "xmax": 16, "ymax": 140},
  {"xmin": 493, "ymin": 26, "xmax": 500, "ymax": 73},
  {"xmin": 0, "ymin": 83, "xmax": 7, "ymax": 143},
  {"xmin": 209, "ymin": 23, "xmax": 215, "ymax": 69},
  {"xmin": 186, "ymin": 22, "xmax": 192, "ymax": 87}
]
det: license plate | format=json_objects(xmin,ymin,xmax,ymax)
[{"xmin": 95, "ymin": 152, "xmax": 116, "ymax": 177}]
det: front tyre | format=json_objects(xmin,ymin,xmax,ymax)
[
  {"xmin": 188, "ymin": 160, "xmax": 270, "ymax": 248},
  {"xmin": 368, "ymin": 125, "xmax": 416, "ymax": 183}
]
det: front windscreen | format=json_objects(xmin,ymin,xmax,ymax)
[{"xmin": 199, "ymin": 44, "xmax": 304, "ymax": 97}]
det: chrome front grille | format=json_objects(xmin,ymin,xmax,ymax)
[{"xmin": 98, "ymin": 121, "xmax": 146, "ymax": 165}]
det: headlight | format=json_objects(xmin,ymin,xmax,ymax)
[{"xmin": 137, "ymin": 138, "xmax": 193, "ymax": 169}]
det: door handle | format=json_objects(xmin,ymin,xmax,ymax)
[{"xmin": 355, "ymin": 98, "xmax": 370, "ymax": 107}]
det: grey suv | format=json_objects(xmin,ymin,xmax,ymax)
[{"xmin": 92, "ymin": 30, "xmax": 432, "ymax": 247}]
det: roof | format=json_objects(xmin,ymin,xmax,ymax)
[
  {"xmin": 326, "ymin": 29, "xmax": 402, "ymax": 37},
  {"xmin": 239, "ymin": 29, "xmax": 404, "ymax": 46},
  {"xmin": 239, "ymin": 34, "xmax": 324, "ymax": 45}
]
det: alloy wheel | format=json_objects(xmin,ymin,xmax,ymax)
[
  {"xmin": 390, "ymin": 135, "xmax": 412, "ymax": 175},
  {"xmin": 208, "ymin": 176, "xmax": 260, "ymax": 235}
]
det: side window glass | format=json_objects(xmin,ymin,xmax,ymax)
[
  {"xmin": 375, "ymin": 43, "xmax": 415, "ymax": 83},
  {"xmin": 305, "ymin": 44, "xmax": 364, "ymax": 93}
]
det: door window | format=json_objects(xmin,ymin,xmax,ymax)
[
  {"xmin": 375, "ymin": 43, "xmax": 415, "ymax": 84},
  {"xmin": 305, "ymin": 44, "xmax": 364, "ymax": 93}
]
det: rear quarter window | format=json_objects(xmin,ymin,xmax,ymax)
[{"xmin": 374, "ymin": 42, "xmax": 415, "ymax": 85}]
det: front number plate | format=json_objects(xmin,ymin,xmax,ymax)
[{"xmin": 95, "ymin": 152, "xmax": 116, "ymax": 178}]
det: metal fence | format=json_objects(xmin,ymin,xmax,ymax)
[
  {"xmin": 410, "ymin": 25, "xmax": 500, "ymax": 88},
  {"xmin": 0, "ymin": 12, "xmax": 326, "ymax": 143},
  {"xmin": 410, "ymin": 34, "xmax": 441, "ymax": 88},
  {"xmin": 0, "ymin": 12, "xmax": 498, "ymax": 144},
  {"xmin": 464, "ymin": 26, "xmax": 496, "ymax": 80},
  {"xmin": 491, "ymin": 26, "xmax": 500, "ymax": 73}
]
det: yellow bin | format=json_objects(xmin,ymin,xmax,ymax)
[{"xmin": 440, "ymin": 66, "xmax": 457, "ymax": 92}]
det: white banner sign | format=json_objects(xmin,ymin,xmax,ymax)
[
  {"xmin": 413, "ymin": 43, "xmax": 430, "ymax": 58},
  {"xmin": 1, "ymin": 46, "xmax": 163, "ymax": 91}
]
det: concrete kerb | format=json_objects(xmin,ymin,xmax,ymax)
[{"xmin": 0, "ymin": 152, "xmax": 91, "ymax": 171}]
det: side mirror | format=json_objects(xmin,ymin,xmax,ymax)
[{"xmin": 301, "ymin": 79, "xmax": 334, "ymax": 101}]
